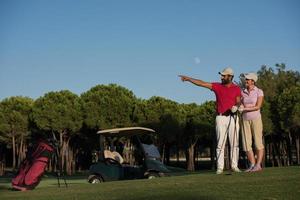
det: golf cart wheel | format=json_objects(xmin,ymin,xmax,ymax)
[
  {"xmin": 147, "ymin": 172, "xmax": 160, "ymax": 179},
  {"xmin": 88, "ymin": 175, "xmax": 103, "ymax": 184}
]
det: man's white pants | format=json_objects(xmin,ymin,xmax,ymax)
[{"xmin": 216, "ymin": 115, "xmax": 239, "ymax": 170}]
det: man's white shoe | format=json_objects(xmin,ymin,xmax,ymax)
[
  {"xmin": 216, "ymin": 169, "xmax": 223, "ymax": 175},
  {"xmin": 232, "ymin": 168, "xmax": 241, "ymax": 173}
]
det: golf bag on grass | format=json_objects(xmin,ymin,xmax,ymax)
[{"xmin": 12, "ymin": 140, "xmax": 54, "ymax": 191}]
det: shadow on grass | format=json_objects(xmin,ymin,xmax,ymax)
[
  {"xmin": 0, "ymin": 177, "xmax": 11, "ymax": 192},
  {"xmin": 0, "ymin": 185, "xmax": 11, "ymax": 192},
  {"xmin": 122, "ymin": 193, "xmax": 218, "ymax": 200}
]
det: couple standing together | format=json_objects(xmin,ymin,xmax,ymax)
[{"xmin": 179, "ymin": 67, "xmax": 264, "ymax": 174}]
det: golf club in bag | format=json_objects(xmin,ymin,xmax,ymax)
[{"xmin": 11, "ymin": 139, "xmax": 54, "ymax": 191}]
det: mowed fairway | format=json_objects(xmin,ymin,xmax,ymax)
[{"xmin": 0, "ymin": 167, "xmax": 299, "ymax": 200}]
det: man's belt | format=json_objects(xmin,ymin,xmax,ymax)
[{"xmin": 217, "ymin": 110, "xmax": 233, "ymax": 116}]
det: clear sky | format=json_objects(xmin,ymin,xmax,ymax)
[{"xmin": 1, "ymin": 0, "xmax": 300, "ymax": 104}]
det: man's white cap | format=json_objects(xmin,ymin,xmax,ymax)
[
  {"xmin": 219, "ymin": 67, "xmax": 234, "ymax": 76},
  {"xmin": 244, "ymin": 72, "xmax": 258, "ymax": 82}
]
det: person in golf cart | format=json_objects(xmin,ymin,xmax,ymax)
[
  {"xmin": 102, "ymin": 138, "xmax": 124, "ymax": 164},
  {"xmin": 104, "ymin": 149, "xmax": 124, "ymax": 164},
  {"xmin": 102, "ymin": 133, "xmax": 159, "ymax": 165}
]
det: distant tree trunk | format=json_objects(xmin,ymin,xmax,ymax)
[
  {"xmin": 17, "ymin": 135, "xmax": 26, "ymax": 167},
  {"xmin": 50, "ymin": 131, "xmax": 57, "ymax": 172},
  {"xmin": 72, "ymin": 148, "xmax": 77, "ymax": 173},
  {"xmin": 65, "ymin": 143, "xmax": 69, "ymax": 175},
  {"xmin": 12, "ymin": 134, "xmax": 16, "ymax": 170},
  {"xmin": 66, "ymin": 147, "xmax": 70, "ymax": 175},
  {"xmin": 269, "ymin": 142, "xmax": 272, "ymax": 166},
  {"xmin": 287, "ymin": 132, "xmax": 293, "ymax": 165},
  {"xmin": 278, "ymin": 141, "xmax": 283, "ymax": 166},
  {"xmin": 59, "ymin": 131, "xmax": 64, "ymax": 171},
  {"xmin": 262, "ymin": 136, "xmax": 266, "ymax": 168},
  {"xmin": 64, "ymin": 137, "xmax": 71, "ymax": 175},
  {"xmin": 16, "ymin": 141, "xmax": 19, "ymax": 167},
  {"xmin": 210, "ymin": 141, "xmax": 216, "ymax": 170},
  {"xmin": 18, "ymin": 138, "xmax": 22, "ymax": 166},
  {"xmin": 296, "ymin": 136, "xmax": 300, "ymax": 165},
  {"xmin": 273, "ymin": 136, "xmax": 281, "ymax": 167},
  {"xmin": 186, "ymin": 142, "xmax": 196, "ymax": 171},
  {"xmin": 281, "ymin": 141, "xmax": 288, "ymax": 166},
  {"xmin": 269, "ymin": 136, "xmax": 274, "ymax": 166},
  {"xmin": 0, "ymin": 149, "xmax": 5, "ymax": 176},
  {"xmin": 22, "ymin": 143, "xmax": 27, "ymax": 162},
  {"xmin": 195, "ymin": 145, "xmax": 198, "ymax": 170},
  {"xmin": 48, "ymin": 157, "xmax": 53, "ymax": 172},
  {"xmin": 58, "ymin": 130, "xmax": 68, "ymax": 174},
  {"xmin": 271, "ymin": 143, "xmax": 275, "ymax": 166},
  {"xmin": 164, "ymin": 144, "xmax": 170, "ymax": 165},
  {"xmin": 162, "ymin": 144, "xmax": 165, "ymax": 164},
  {"xmin": 0, "ymin": 161, "xmax": 4, "ymax": 176},
  {"xmin": 176, "ymin": 145, "xmax": 180, "ymax": 165},
  {"xmin": 274, "ymin": 142, "xmax": 280, "ymax": 167},
  {"xmin": 66, "ymin": 145, "xmax": 75, "ymax": 175},
  {"xmin": 265, "ymin": 142, "xmax": 268, "ymax": 165}
]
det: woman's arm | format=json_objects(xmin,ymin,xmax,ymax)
[{"xmin": 244, "ymin": 96, "xmax": 264, "ymax": 112}]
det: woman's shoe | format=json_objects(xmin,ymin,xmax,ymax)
[
  {"xmin": 244, "ymin": 164, "xmax": 255, "ymax": 172},
  {"xmin": 250, "ymin": 164, "xmax": 262, "ymax": 172}
]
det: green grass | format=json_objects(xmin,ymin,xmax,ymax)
[{"xmin": 0, "ymin": 167, "xmax": 299, "ymax": 200}]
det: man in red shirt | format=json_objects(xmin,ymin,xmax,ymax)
[{"xmin": 179, "ymin": 67, "xmax": 241, "ymax": 174}]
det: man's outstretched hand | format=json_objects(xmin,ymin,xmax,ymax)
[{"xmin": 178, "ymin": 75, "xmax": 190, "ymax": 82}]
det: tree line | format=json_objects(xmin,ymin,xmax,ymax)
[{"xmin": 0, "ymin": 64, "xmax": 299, "ymax": 175}]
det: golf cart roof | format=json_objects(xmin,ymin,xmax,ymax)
[{"xmin": 97, "ymin": 127, "xmax": 156, "ymax": 137}]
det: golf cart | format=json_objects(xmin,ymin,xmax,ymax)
[{"xmin": 88, "ymin": 127, "xmax": 170, "ymax": 183}]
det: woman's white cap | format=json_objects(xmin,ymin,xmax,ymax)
[{"xmin": 244, "ymin": 72, "xmax": 258, "ymax": 82}]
